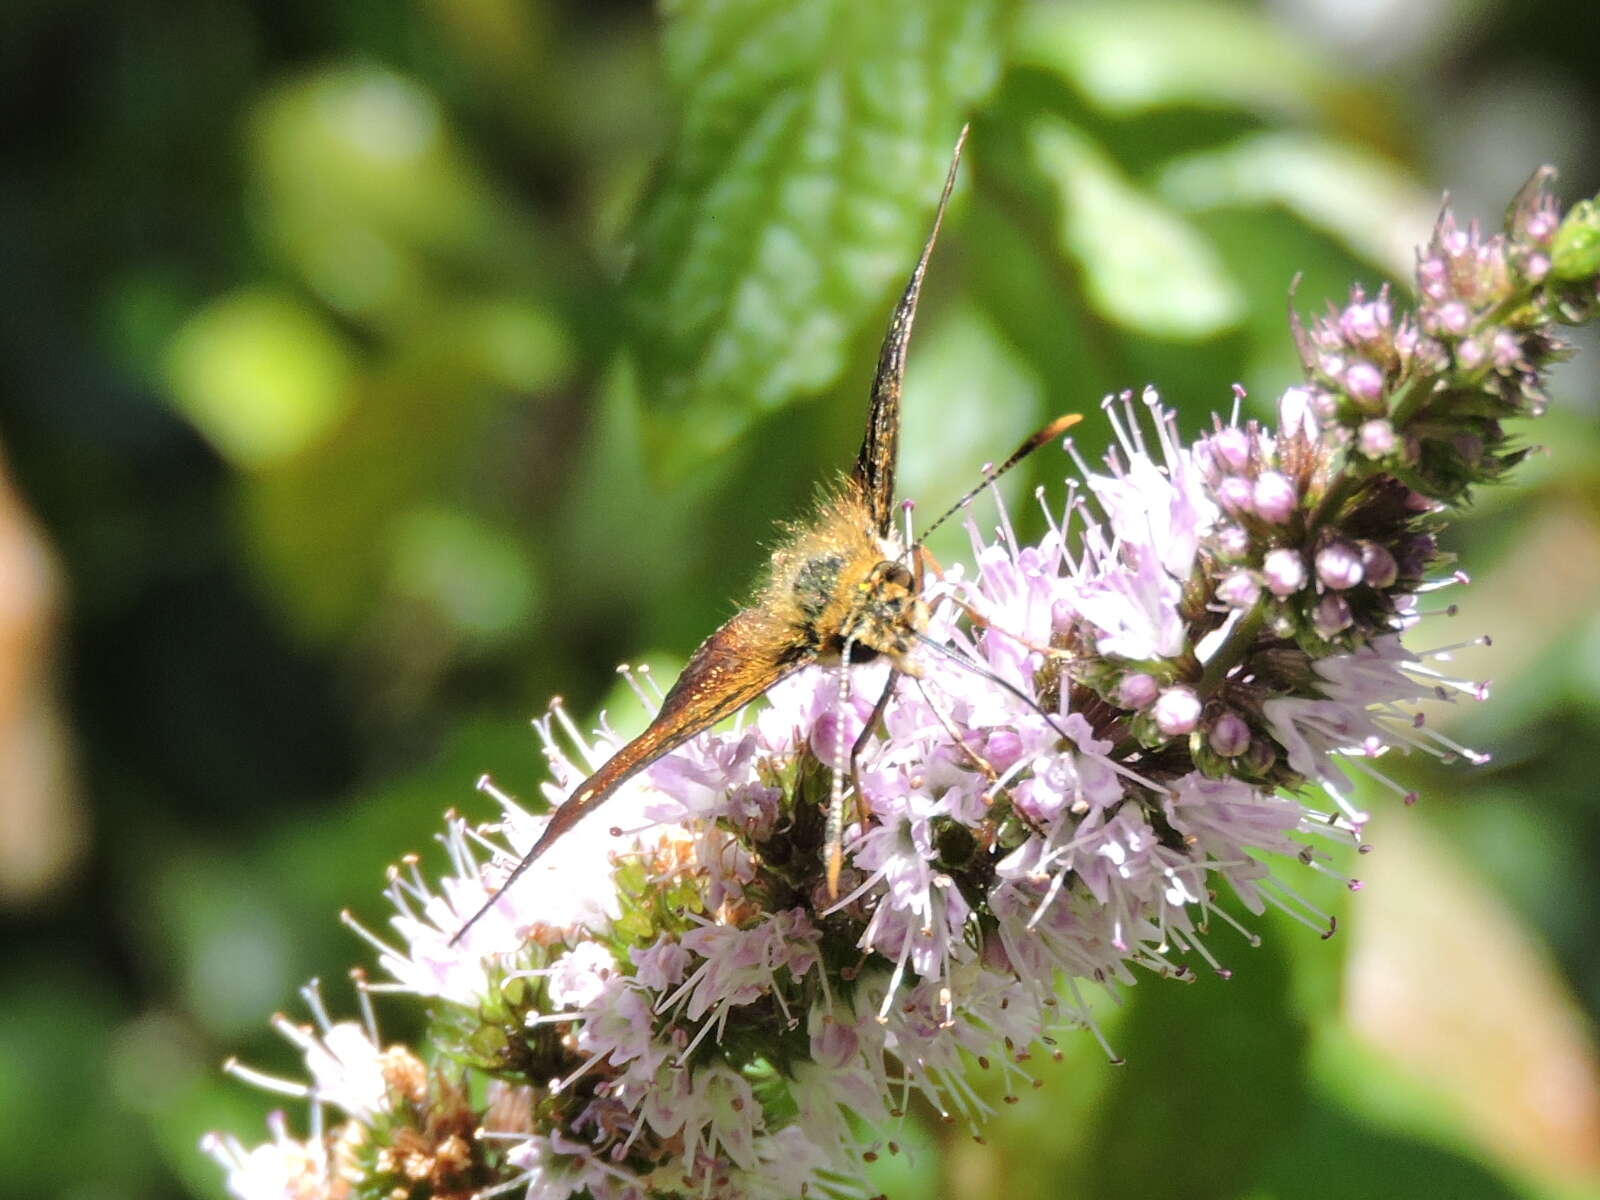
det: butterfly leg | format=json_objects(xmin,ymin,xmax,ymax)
[
  {"xmin": 848, "ymin": 669, "xmax": 898, "ymax": 828},
  {"xmin": 911, "ymin": 674, "xmax": 1049, "ymax": 842},
  {"xmin": 825, "ymin": 642, "xmax": 855, "ymax": 898}
]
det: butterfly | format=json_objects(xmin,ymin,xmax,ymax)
[{"xmin": 452, "ymin": 126, "xmax": 1078, "ymax": 944}]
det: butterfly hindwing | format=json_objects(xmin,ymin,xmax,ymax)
[{"xmin": 484, "ymin": 609, "xmax": 810, "ymax": 889}]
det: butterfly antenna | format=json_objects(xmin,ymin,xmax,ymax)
[{"xmin": 915, "ymin": 413, "xmax": 1083, "ymax": 546}]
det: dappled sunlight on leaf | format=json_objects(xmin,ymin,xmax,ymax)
[
  {"xmin": 1159, "ymin": 133, "xmax": 1440, "ymax": 279},
  {"xmin": 1013, "ymin": 0, "xmax": 1347, "ymax": 120},
  {"xmin": 1030, "ymin": 116, "xmax": 1245, "ymax": 339}
]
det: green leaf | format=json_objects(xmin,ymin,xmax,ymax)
[
  {"xmin": 1086, "ymin": 941, "xmax": 1309, "ymax": 1200},
  {"xmin": 1012, "ymin": 0, "xmax": 1343, "ymax": 121},
  {"xmin": 1156, "ymin": 132, "xmax": 1438, "ymax": 279},
  {"xmin": 1030, "ymin": 116, "xmax": 1245, "ymax": 340},
  {"xmin": 626, "ymin": 0, "xmax": 1003, "ymax": 478},
  {"xmin": 164, "ymin": 288, "xmax": 356, "ymax": 469}
]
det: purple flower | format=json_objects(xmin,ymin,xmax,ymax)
[{"xmin": 208, "ymin": 168, "xmax": 1596, "ymax": 1200}]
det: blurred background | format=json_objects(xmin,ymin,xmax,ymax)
[{"xmin": 3, "ymin": 1, "xmax": 1599, "ymax": 1197}]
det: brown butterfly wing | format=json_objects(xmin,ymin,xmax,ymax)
[
  {"xmin": 850, "ymin": 124, "xmax": 968, "ymax": 538},
  {"xmin": 451, "ymin": 608, "xmax": 808, "ymax": 942}
]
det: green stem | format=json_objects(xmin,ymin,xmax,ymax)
[{"xmin": 1386, "ymin": 372, "xmax": 1430, "ymax": 428}]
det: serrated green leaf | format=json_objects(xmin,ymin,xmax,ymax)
[
  {"xmin": 1030, "ymin": 116, "xmax": 1244, "ymax": 340},
  {"xmin": 627, "ymin": 0, "xmax": 1003, "ymax": 478},
  {"xmin": 1013, "ymin": 0, "xmax": 1342, "ymax": 120},
  {"xmin": 1156, "ymin": 132, "xmax": 1438, "ymax": 279}
]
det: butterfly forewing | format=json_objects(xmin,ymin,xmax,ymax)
[{"xmin": 850, "ymin": 126, "xmax": 969, "ymax": 538}]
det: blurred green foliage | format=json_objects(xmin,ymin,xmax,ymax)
[{"xmin": 2, "ymin": 1, "xmax": 1598, "ymax": 1198}]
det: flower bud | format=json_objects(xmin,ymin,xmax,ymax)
[
  {"xmin": 1397, "ymin": 533, "xmax": 1437, "ymax": 576},
  {"xmin": 1340, "ymin": 301, "xmax": 1387, "ymax": 342},
  {"xmin": 1358, "ymin": 541, "xmax": 1398, "ymax": 589},
  {"xmin": 1417, "ymin": 255, "xmax": 1449, "ymax": 301},
  {"xmin": 1528, "ymin": 213, "xmax": 1557, "ymax": 241},
  {"xmin": 1315, "ymin": 540, "xmax": 1364, "ymax": 590},
  {"xmin": 1552, "ymin": 199, "xmax": 1600, "ymax": 283},
  {"xmin": 1116, "ymin": 672, "xmax": 1159, "ymax": 709},
  {"xmin": 1344, "ymin": 361, "xmax": 1385, "ymax": 409},
  {"xmin": 1217, "ymin": 476, "xmax": 1254, "ymax": 515},
  {"xmin": 1207, "ymin": 711, "xmax": 1251, "ymax": 758},
  {"xmin": 1490, "ymin": 331, "xmax": 1521, "ymax": 370},
  {"xmin": 1216, "ymin": 570, "xmax": 1260, "ymax": 609},
  {"xmin": 1310, "ymin": 388, "xmax": 1341, "ymax": 420},
  {"xmin": 1210, "ymin": 426, "xmax": 1252, "ymax": 472},
  {"xmin": 1434, "ymin": 301, "xmax": 1471, "ymax": 336},
  {"xmin": 1153, "ymin": 687, "xmax": 1201, "ymax": 736},
  {"xmin": 1263, "ymin": 548, "xmax": 1306, "ymax": 596},
  {"xmin": 1253, "ymin": 472, "xmax": 1298, "ymax": 524},
  {"xmin": 1357, "ymin": 418, "xmax": 1395, "ymax": 458},
  {"xmin": 1215, "ymin": 524, "xmax": 1250, "ymax": 559},
  {"xmin": 1312, "ymin": 592, "xmax": 1353, "ymax": 638}
]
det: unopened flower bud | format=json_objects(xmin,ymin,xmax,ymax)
[
  {"xmin": 1417, "ymin": 255, "xmax": 1449, "ymax": 300},
  {"xmin": 1524, "ymin": 206, "xmax": 1558, "ymax": 244},
  {"xmin": 1315, "ymin": 541, "xmax": 1364, "ymax": 590},
  {"xmin": 1457, "ymin": 337, "xmax": 1486, "ymax": 370},
  {"xmin": 1435, "ymin": 301, "xmax": 1471, "ymax": 336},
  {"xmin": 1397, "ymin": 533, "xmax": 1437, "ymax": 576},
  {"xmin": 1217, "ymin": 476, "xmax": 1254, "ymax": 515},
  {"xmin": 1216, "ymin": 570, "xmax": 1260, "ymax": 609},
  {"xmin": 1116, "ymin": 672, "xmax": 1159, "ymax": 709},
  {"xmin": 1210, "ymin": 427, "xmax": 1251, "ymax": 472},
  {"xmin": 1344, "ymin": 361, "xmax": 1384, "ymax": 408},
  {"xmin": 1312, "ymin": 592, "xmax": 1354, "ymax": 638},
  {"xmin": 1153, "ymin": 687, "xmax": 1202, "ymax": 736},
  {"xmin": 1207, "ymin": 712, "xmax": 1251, "ymax": 758},
  {"xmin": 1310, "ymin": 388, "xmax": 1340, "ymax": 420},
  {"xmin": 1263, "ymin": 548, "xmax": 1307, "ymax": 596},
  {"xmin": 1215, "ymin": 524, "xmax": 1250, "ymax": 559},
  {"xmin": 1490, "ymin": 331, "xmax": 1520, "ymax": 371},
  {"xmin": 1357, "ymin": 418, "xmax": 1395, "ymax": 458},
  {"xmin": 1358, "ymin": 541, "xmax": 1398, "ymax": 589},
  {"xmin": 1341, "ymin": 301, "xmax": 1385, "ymax": 342},
  {"xmin": 1252, "ymin": 472, "xmax": 1297, "ymax": 524}
]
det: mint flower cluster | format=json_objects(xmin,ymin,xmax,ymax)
[{"xmin": 207, "ymin": 177, "xmax": 1600, "ymax": 1199}]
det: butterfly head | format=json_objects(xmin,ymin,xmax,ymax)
[{"xmin": 839, "ymin": 557, "xmax": 928, "ymax": 670}]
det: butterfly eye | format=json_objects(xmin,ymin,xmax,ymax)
[{"xmin": 881, "ymin": 561, "xmax": 915, "ymax": 591}]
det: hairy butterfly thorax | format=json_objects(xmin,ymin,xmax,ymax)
[{"xmin": 764, "ymin": 486, "xmax": 927, "ymax": 668}]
